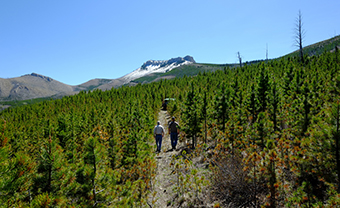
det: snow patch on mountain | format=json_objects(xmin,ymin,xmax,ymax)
[{"xmin": 121, "ymin": 55, "xmax": 195, "ymax": 83}]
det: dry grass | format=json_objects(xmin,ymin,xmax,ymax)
[{"xmin": 210, "ymin": 150, "xmax": 267, "ymax": 207}]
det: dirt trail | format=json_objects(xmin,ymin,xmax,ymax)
[{"xmin": 149, "ymin": 110, "xmax": 180, "ymax": 207}]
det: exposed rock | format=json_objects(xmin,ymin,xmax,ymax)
[
  {"xmin": 141, "ymin": 55, "xmax": 195, "ymax": 70},
  {"xmin": 184, "ymin": 55, "xmax": 196, "ymax": 63},
  {"xmin": 122, "ymin": 55, "xmax": 195, "ymax": 83},
  {"xmin": 26, "ymin": 73, "xmax": 53, "ymax": 82}
]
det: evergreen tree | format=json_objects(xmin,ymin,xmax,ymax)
[
  {"xmin": 328, "ymin": 74, "xmax": 340, "ymax": 192},
  {"xmin": 257, "ymin": 64, "xmax": 270, "ymax": 113},
  {"xmin": 32, "ymin": 134, "xmax": 69, "ymax": 198},
  {"xmin": 269, "ymin": 77, "xmax": 280, "ymax": 132},
  {"xmin": 183, "ymin": 82, "xmax": 201, "ymax": 149},
  {"xmin": 214, "ymin": 82, "xmax": 230, "ymax": 132},
  {"xmin": 247, "ymin": 83, "xmax": 257, "ymax": 124},
  {"xmin": 301, "ymin": 83, "xmax": 312, "ymax": 134},
  {"xmin": 1, "ymin": 152, "xmax": 36, "ymax": 206},
  {"xmin": 75, "ymin": 135, "xmax": 112, "ymax": 207},
  {"xmin": 282, "ymin": 64, "xmax": 295, "ymax": 97},
  {"xmin": 201, "ymin": 91, "xmax": 209, "ymax": 143}
]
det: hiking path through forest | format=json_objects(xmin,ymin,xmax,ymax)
[{"xmin": 149, "ymin": 109, "xmax": 180, "ymax": 207}]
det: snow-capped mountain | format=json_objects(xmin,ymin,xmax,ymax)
[
  {"xmin": 121, "ymin": 55, "xmax": 195, "ymax": 83},
  {"xmin": 0, "ymin": 56, "xmax": 196, "ymax": 102}
]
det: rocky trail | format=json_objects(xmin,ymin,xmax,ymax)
[
  {"xmin": 149, "ymin": 110, "xmax": 182, "ymax": 207},
  {"xmin": 148, "ymin": 110, "xmax": 213, "ymax": 208}
]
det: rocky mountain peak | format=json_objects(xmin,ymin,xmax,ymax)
[
  {"xmin": 121, "ymin": 55, "xmax": 195, "ymax": 82},
  {"xmin": 140, "ymin": 55, "xmax": 195, "ymax": 70},
  {"xmin": 25, "ymin": 73, "xmax": 53, "ymax": 82},
  {"xmin": 183, "ymin": 55, "xmax": 195, "ymax": 63}
]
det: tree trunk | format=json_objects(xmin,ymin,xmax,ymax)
[
  {"xmin": 92, "ymin": 154, "xmax": 97, "ymax": 206},
  {"xmin": 336, "ymin": 103, "xmax": 340, "ymax": 192},
  {"xmin": 295, "ymin": 10, "xmax": 305, "ymax": 64}
]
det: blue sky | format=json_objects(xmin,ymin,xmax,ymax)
[{"xmin": 1, "ymin": 0, "xmax": 339, "ymax": 85}]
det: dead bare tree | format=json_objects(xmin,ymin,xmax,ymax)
[
  {"xmin": 266, "ymin": 43, "xmax": 268, "ymax": 61},
  {"xmin": 237, "ymin": 51, "xmax": 242, "ymax": 67},
  {"xmin": 294, "ymin": 10, "xmax": 305, "ymax": 64}
]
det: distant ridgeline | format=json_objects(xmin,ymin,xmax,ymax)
[{"xmin": 0, "ymin": 56, "xmax": 197, "ymax": 103}]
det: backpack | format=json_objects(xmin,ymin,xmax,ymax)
[{"xmin": 169, "ymin": 121, "xmax": 179, "ymax": 133}]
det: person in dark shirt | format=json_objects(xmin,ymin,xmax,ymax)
[{"xmin": 168, "ymin": 116, "xmax": 180, "ymax": 150}]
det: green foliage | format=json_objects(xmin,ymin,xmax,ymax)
[
  {"xmin": 214, "ymin": 82, "xmax": 230, "ymax": 132},
  {"xmin": 0, "ymin": 96, "xmax": 56, "ymax": 111},
  {"xmin": 168, "ymin": 51, "xmax": 340, "ymax": 206},
  {"xmin": 170, "ymin": 147, "xmax": 210, "ymax": 206},
  {"xmin": 0, "ymin": 82, "xmax": 162, "ymax": 206},
  {"xmin": 1, "ymin": 50, "xmax": 340, "ymax": 206},
  {"xmin": 182, "ymin": 82, "xmax": 201, "ymax": 149}
]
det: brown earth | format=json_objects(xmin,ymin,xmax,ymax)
[
  {"xmin": 148, "ymin": 110, "xmax": 215, "ymax": 207},
  {"xmin": 149, "ymin": 109, "xmax": 180, "ymax": 207}
]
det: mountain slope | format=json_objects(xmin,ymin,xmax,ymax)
[
  {"xmin": 132, "ymin": 63, "xmax": 235, "ymax": 84},
  {"xmin": 284, "ymin": 35, "xmax": 340, "ymax": 58},
  {"xmin": 96, "ymin": 55, "xmax": 196, "ymax": 90},
  {"xmin": 0, "ymin": 73, "xmax": 76, "ymax": 101},
  {"xmin": 75, "ymin": 78, "xmax": 113, "ymax": 91},
  {"xmin": 121, "ymin": 55, "xmax": 195, "ymax": 83}
]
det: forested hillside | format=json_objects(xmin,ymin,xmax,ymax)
[
  {"xmin": 0, "ymin": 84, "xmax": 164, "ymax": 207},
  {"xmin": 1, "ymin": 48, "xmax": 340, "ymax": 207},
  {"xmin": 165, "ymin": 49, "xmax": 340, "ymax": 207}
]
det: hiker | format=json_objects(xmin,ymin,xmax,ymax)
[
  {"xmin": 168, "ymin": 116, "xmax": 180, "ymax": 150},
  {"xmin": 154, "ymin": 121, "xmax": 165, "ymax": 153}
]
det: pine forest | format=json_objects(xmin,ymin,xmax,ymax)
[{"xmin": 1, "ymin": 49, "xmax": 340, "ymax": 207}]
